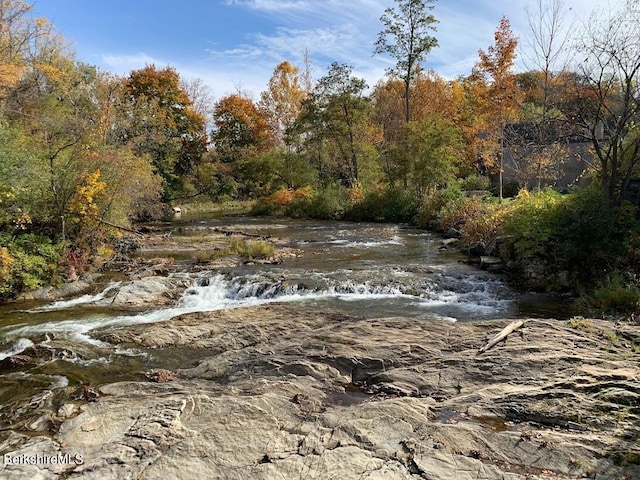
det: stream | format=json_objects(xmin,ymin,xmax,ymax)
[{"xmin": 0, "ymin": 215, "xmax": 572, "ymax": 434}]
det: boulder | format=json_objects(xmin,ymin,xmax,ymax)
[
  {"xmin": 443, "ymin": 228, "xmax": 462, "ymax": 239},
  {"xmin": 93, "ymin": 276, "xmax": 191, "ymax": 308}
]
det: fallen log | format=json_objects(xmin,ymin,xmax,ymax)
[
  {"xmin": 100, "ymin": 220, "xmax": 145, "ymax": 237},
  {"xmin": 477, "ymin": 320, "xmax": 525, "ymax": 355}
]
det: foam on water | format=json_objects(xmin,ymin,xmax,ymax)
[
  {"xmin": 28, "ymin": 281, "xmax": 122, "ymax": 312},
  {"xmin": 2, "ymin": 267, "xmax": 515, "ymax": 346},
  {"xmin": 0, "ymin": 338, "xmax": 35, "ymax": 361}
]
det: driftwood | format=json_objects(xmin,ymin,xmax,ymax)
[
  {"xmin": 212, "ymin": 227, "xmax": 271, "ymax": 240},
  {"xmin": 100, "ymin": 220, "xmax": 145, "ymax": 237},
  {"xmin": 477, "ymin": 320, "xmax": 525, "ymax": 355}
]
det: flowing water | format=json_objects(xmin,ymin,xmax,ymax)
[{"xmin": 0, "ymin": 215, "xmax": 572, "ymax": 433}]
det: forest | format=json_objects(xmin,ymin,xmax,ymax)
[{"xmin": 1, "ymin": 0, "xmax": 640, "ymax": 312}]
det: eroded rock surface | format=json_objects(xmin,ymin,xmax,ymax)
[{"xmin": 1, "ymin": 305, "xmax": 639, "ymax": 479}]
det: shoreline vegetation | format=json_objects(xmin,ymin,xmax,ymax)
[{"xmin": 2, "ymin": 0, "xmax": 640, "ymax": 317}]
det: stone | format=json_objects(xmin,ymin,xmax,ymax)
[
  {"xmin": 93, "ymin": 276, "xmax": 191, "ymax": 308},
  {"xmin": 468, "ymin": 241, "xmax": 486, "ymax": 257},
  {"xmin": 2, "ymin": 305, "xmax": 639, "ymax": 479},
  {"xmin": 443, "ymin": 228, "xmax": 462, "ymax": 239}
]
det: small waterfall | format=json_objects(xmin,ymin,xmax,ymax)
[{"xmin": 0, "ymin": 338, "xmax": 35, "ymax": 361}]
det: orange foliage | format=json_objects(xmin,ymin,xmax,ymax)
[
  {"xmin": 0, "ymin": 247, "xmax": 13, "ymax": 280},
  {"xmin": 265, "ymin": 186, "xmax": 313, "ymax": 206}
]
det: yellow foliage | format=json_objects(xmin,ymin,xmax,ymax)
[
  {"xmin": 69, "ymin": 169, "xmax": 107, "ymax": 218},
  {"xmin": 292, "ymin": 185, "xmax": 313, "ymax": 199},
  {"xmin": 0, "ymin": 63, "xmax": 25, "ymax": 90},
  {"xmin": 13, "ymin": 210, "xmax": 31, "ymax": 230},
  {"xmin": 0, "ymin": 247, "xmax": 13, "ymax": 279},
  {"xmin": 35, "ymin": 62, "xmax": 69, "ymax": 85}
]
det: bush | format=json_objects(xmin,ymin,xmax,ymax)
[
  {"xmin": 502, "ymin": 189, "xmax": 563, "ymax": 259},
  {"xmin": 415, "ymin": 185, "xmax": 463, "ymax": 227},
  {"xmin": 460, "ymin": 174, "xmax": 490, "ymax": 191},
  {"xmin": 283, "ymin": 183, "xmax": 349, "ymax": 219},
  {"xmin": 343, "ymin": 187, "xmax": 419, "ymax": 223},
  {"xmin": 0, "ymin": 233, "xmax": 61, "ymax": 301},
  {"xmin": 589, "ymin": 274, "xmax": 640, "ymax": 313},
  {"xmin": 228, "ymin": 237, "xmax": 275, "ymax": 260},
  {"xmin": 500, "ymin": 186, "xmax": 640, "ymax": 296}
]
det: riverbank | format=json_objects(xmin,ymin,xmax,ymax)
[{"xmin": 1, "ymin": 303, "xmax": 638, "ymax": 479}]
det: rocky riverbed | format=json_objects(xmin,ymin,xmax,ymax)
[{"xmin": 1, "ymin": 303, "xmax": 639, "ymax": 479}]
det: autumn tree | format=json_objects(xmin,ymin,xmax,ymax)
[
  {"xmin": 211, "ymin": 94, "xmax": 276, "ymax": 196},
  {"xmin": 0, "ymin": 0, "xmax": 60, "ymax": 110},
  {"xmin": 374, "ymin": 0, "xmax": 438, "ymax": 123},
  {"xmin": 212, "ymin": 94, "xmax": 273, "ymax": 162},
  {"xmin": 259, "ymin": 61, "xmax": 306, "ymax": 148},
  {"xmin": 123, "ymin": 65, "xmax": 206, "ymax": 199},
  {"xmin": 473, "ymin": 16, "xmax": 521, "ymax": 199}
]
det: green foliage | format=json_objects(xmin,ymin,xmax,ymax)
[
  {"xmin": 415, "ymin": 184, "xmax": 463, "ymax": 227},
  {"xmin": 284, "ymin": 183, "xmax": 349, "ymax": 219},
  {"xmin": 502, "ymin": 188, "xmax": 563, "ymax": 259},
  {"xmin": 124, "ymin": 65, "xmax": 207, "ymax": 199},
  {"xmin": 374, "ymin": 0, "xmax": 438, "ymax": 122},
  {"xmin": 385, "ymin": 115, "xmax": 461, "ymax": 193},
  {"xmin": 0, "ymin": 234, "xmax": 61, "ymax": 301},
  {"xmin": 228, "ymin": 237, "xmax": 275, "ymax": 260},
  {"xmin": 589, "ymin": 274, "xmax": 640, "ymax": 314},
  {"xmin": 460, "ymin": 174, "xmax": 490, "ymax": 191},
  {"xmin": 344, "ymin": 187, "xmax": 419, "ymax": 223},
  {"xmin": 500, "ymin": 186, "xmax": 640, "ymax": 294}
]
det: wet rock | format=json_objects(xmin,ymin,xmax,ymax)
[
  {"xmin": 440, "ymin": 238, "xmax": 459, "ymax": 249},
  {"xmin": 17, "ymin": 275, "xmax": 102, "ymax": 302},
  {"xmin": 480, "ymin": 255, "xmax": 503, "ymax": 272},
  {"xmin": 5, "ymin": 305, "xmax": 640, "ymax": 479},
  {"xmin": 468, "ymin": 241, "xmax": 487, "ymax": 257},
  {"xmin": 443, "ymin": 228, "xmax": 462, "ymax": 239},
  {"xmin": 93, "ymin": 276, "xmax": 191, "ymax": 308}
]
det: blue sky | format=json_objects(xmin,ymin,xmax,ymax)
[{"xmin": 33, "ymin": 0, "xmax": 605, "ymax": 100}]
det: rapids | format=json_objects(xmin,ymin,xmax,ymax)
[{"xmin": 0, "ymin": 215, "xmax": 571, "ymax": 432}]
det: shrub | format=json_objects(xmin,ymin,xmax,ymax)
[
  {"xmin": 500, "ymin": 185, "xmax": 640, "ymax": 297},
  {"xmin": 502, "ymin": 189, "xmax": 563, "ymax": 259},
  {"xmin": 415, "ymin": 185, "xmax": 463, "ymax": 227},
  {"xmin": 227, "ymin": 237, "xmax": 275, "ymax": 260},
  {"xmin": 343, "ymin": 187, "xmax": 419, "ymax": 223},
  {"xmin": 284, "ymin": 183, "xmax": 349, "ymax": 219},
  {"xmin": 460, "ymin": 174, "xmax": 490, "ymax": 191},
  {"xmin": 0, "ymin": 233, "xmax": 61, "ymax": 300},
  {"xmin": 589, "ymin": 274, "xmax": 640, "ymax": 313}
]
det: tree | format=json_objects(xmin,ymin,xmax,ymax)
[
  {"xmin": 568, "ymin": 1, "xmax": 640, "ymax": 207},
  {"xmin": 297, "ymin": 63, "xmax": 373, "ymax": 188},
  {"xmin": 212, "ymin": 94, "xmax": 273, "ymax": 162},
  {"xmin": 123, "ymin": 65, "xmax": 206, "ymax": 199},
  {"xmin": 0, "ymin": 0, "xmax": 60, "ymax": 111},
  {"xmin": 388, "ymin": 114, "xmax": 461, "ymax": 195},
  {"xmin": 259, "ymin": 60, "xmax": 306, "ymax": 148},
  {"xmin": 473, "ymin": 16, "xmax": 521, "ymax": 200},
  {"xmin": 374, "ymin": 0, "xmax": 438, "ymax": 123}
]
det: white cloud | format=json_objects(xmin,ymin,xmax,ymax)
[
  {"xmin": 101, "ymin": 53, "xmax": 168, "ymax": 74},
  {"xmin": 97, "ymin": 0, "xmax": 617, "ymax": 102}
]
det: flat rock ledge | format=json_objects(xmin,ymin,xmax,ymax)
[{"xmin": 1, "ymin": 304, "xmax": 639, "ymax": 479}]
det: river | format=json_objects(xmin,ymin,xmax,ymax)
[{"xmin": 0, "ymin": 214, "xmax": 571, "ymax": 433}]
